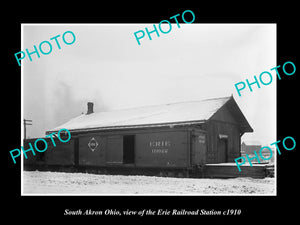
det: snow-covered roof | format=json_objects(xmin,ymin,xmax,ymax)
[{"xmin": 47, "ymin": 96, "xmax": 250, "ymax": 133}]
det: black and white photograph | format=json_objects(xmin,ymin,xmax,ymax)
[
  {"xmin": 21, "ymin": 23, "xmax": 276, "ymax": 195},
  {"xmin": 4, "ymin": 5, "xmax": 298, "ymax": 223}
]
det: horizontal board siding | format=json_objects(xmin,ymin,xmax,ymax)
[
  {"xmin": 206, "ymin": 120, "xmax": 241, "ymax": 163},
  {"xmin": 135, "ymin": 130, "xmax": 189, "ymax": 168},
  {"xmin": 79, "ymin": 135, "xmax": 106, "ymax": 166},
  {"xmin": 46, "ymin": 141, "xmax": 74, "ymax": 166}
]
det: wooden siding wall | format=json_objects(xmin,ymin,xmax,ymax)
[
  {"xmin": 75, "ymin": 129, "xmax": 189, "ymax": 168},
  {"xmin": 46, "ymin": 140, "xmax": 74, "ymax": 165},
  {"xmin": 135, "ymin": 130, "xmax": 189, "ymax": 168},
  {"xmin": 23, "ymin": 128, "xmax": 191, "ymax": 168},
  {"xmin": 206, "ymin": 120, "xmax": 241, "ymax": 163},
  {"xmin": 78, "ymin": 135, "xmax": 106, "ymax": 166},
  {"xmin": 23, "ymin": 138, "xmax": 74, "ymax": 166}
]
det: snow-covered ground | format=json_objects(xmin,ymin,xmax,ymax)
[{"xmin": 22, "ymin": 171, "xmax": 275, "ymax": 195}]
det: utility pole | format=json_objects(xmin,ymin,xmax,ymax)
[{"xmin": 24, "ymin": 119, "xmax": 32, "ymax": 140}]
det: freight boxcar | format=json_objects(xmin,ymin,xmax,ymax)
[{"xmin": 24, "ymin": 96, "xmax": 253, "ymax": 177}]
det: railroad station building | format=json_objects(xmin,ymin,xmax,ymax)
[{"xmin": 24, "ymin": 96, "xmax": 255, "ymax": 177}]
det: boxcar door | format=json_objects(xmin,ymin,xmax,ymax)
[{"xmin": 106, "ymin": 135, "xmax": 123, "ymax": 164}]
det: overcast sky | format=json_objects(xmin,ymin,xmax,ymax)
[{"xmin": 22, "ymin": 23, "xmax": 276, "ymax": 145}]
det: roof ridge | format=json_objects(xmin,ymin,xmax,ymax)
[{"xmin": 97, "ymin": 96, "xmax": 232, "ymax": 113}]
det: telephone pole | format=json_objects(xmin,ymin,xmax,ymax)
[{"xmin": 24, "ymin": 119, "xmax": 32, "ymax": 140}]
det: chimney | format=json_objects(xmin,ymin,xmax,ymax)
[{"xmin": 87, "ymin": 102, "xmax": 94, "ymax": 114}]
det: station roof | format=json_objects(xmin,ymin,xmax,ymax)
[{"xmin": 46, "ymin": 96, "xmax": 253, "ymax": 134}]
